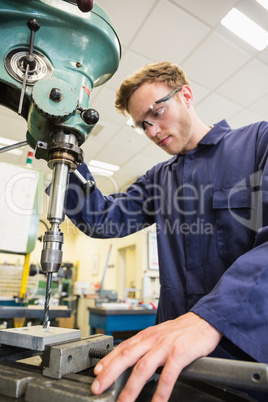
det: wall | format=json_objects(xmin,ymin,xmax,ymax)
[
  {"xmin": 0, "ymin": 212, "xmax": 156, "ymax": 300},
  {"xmin": 64, "ymin": 217, "xmax": 148, "ymax": 297}
]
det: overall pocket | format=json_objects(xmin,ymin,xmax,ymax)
[{"xmin": 212, "ymin": 186, "xmax": 255, "ymax": 262}]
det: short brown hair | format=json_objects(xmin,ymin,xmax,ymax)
[{"xmin": 115, "ymin": 62, "xmax": 190, "ymax": 116}]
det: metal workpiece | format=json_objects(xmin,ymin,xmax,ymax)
[
  {"xmin": 42, "ymin": 334, "xmax": 113, "ymax": 379},
  {"xmin": 0, "ymin": 326, "xmax": 81, "ymax": 351}
]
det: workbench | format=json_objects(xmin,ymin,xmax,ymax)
[
  {"xmin": 0, "ymin": 306, "xmax": 71, "ymax": 327},
  {"xmin": 88, "ymin": 307, "xmax": 156, "ymax": 337},
  {"xmin": 0, "ymin": 306, "xmax": 71, "ymax": 319}
]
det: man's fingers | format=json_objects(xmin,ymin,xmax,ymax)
[
  {"xmin": 92, "ymin": 314, "xmax": 222, "ymax": 400},
  {"xmin": 152, "ymin": 361, "xmax": 181, "ymax": 402},
  {"xmin": 93, "ymin": 332, "xmax": 141, "ymax": 374},
  {"xmin": 117, "ymin": 346, "xmax": 165, "ymax": 401},
  {"xmin": 92, "ymin": 335, "xmax": 153, "ymax": 395}
]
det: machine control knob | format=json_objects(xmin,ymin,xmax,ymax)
[
  {"xmin": 84, "ymin": 179, "xmax": 96, "ymax": 193},
  {"xmin": 27, "ymin": 18, "xmax": 40, "ymax": 34},
  {"xmin": 77, "ymin": 0, "xmax": 94, "ymax": 12},
  {"xmin": 81, "ymin": 108, "xmax": 99, "ymax": 125},
  {"xmin": 49, "ymin": 88, "xmax": 63, "ymax": 102}
]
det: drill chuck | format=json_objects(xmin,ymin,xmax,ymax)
[{"xmin": 41, "ymin": 231, "xmax": 64, "ymax": 273}]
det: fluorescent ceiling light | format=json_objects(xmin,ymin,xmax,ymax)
[
  {"xmin": 89, "ymin": 160, "xmax": 119, "ymax": 171},
  {"xmin": 256, "ymin": 0, "xmax": 268, "ymax": 11},
  {"xmin": 89, "ymin": 166, "xmax": 115, "ymax": 176},
  {"xmin": 221, "ymin": 8, "xmax": 268, "ymax": 51},
  {"xmin": 0, "ymin": 136, "xmax": 23, "ymax": 155},
  {"xmin": 88, "ymin": 159, "xmax": 120, "ymax": 176}
]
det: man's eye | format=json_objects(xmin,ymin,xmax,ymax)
[{"xmin": 153, "ymin": 107, "xmax": 165, "ymax": 118}]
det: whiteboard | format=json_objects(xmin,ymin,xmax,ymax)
[{"xmin": 0, "ymin": 162, "xmax": 42, "ymax": 254}]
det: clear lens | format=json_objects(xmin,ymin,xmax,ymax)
[{"xmin": 127, "ymin": 88, "xmax": 180, "ymax": 135}]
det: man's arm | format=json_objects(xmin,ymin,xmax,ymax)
[
  {"xmin": 192, "ymin": 231, "xmax": 268, "ymax": 364},
  {"xmin": 66, "ymin": 162, "xmax": 155, "ymax": 238},
  {"xmin": 90, "ymin": 235, "xmax": 268, "ymax": 401}
]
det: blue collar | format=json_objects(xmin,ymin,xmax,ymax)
[{"xmin": 165, "ymin": 120, "xmax": 231, "ymax": 166}]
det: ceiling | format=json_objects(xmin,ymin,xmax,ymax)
[{"xmin": 2, "ymin": 0, "xmax": 268, "ymax": 194}]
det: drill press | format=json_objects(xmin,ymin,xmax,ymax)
[{"xmin": 0, "ymin": 0, "xmax": 121, "ymax": 329}]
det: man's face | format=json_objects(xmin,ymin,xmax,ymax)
[{"xmin": 128, "ymin": 82, "xmax": 192, "ymax": 155}]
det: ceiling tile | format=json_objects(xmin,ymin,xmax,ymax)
[
  {"xmin": 129, "ymin": 1, "xmax": 210, "ymax": 64},
  {"xmin": 122, "ymin": 153, "xmax": 161, "ymax": 177},
  {"xmin": 228, "ymin": 109, "xmax": 265, "ymax": 128},
  {"xmin": 95, "ymin": 144, "xmax": 135, "ymax": 167},
  {"xmin": 248, "ymin": 93, "xmax": 268, "ymax": 117},
  {"xmin": 169, "ymin": 0, "xmax": 239, "ymax": 27},
  {"xmin": 0, "ymin": 108, "xmax": 27, "ymax": 142},
  {"xmin": 93, "ymin": 174, "xmax": 123, "ymax": 195},
  {"xmin": 97, "ymin": 0, "xmax": 157, "ymax": 47},
  {"xmin": 90, "ymin": 86, "xmax": 125, "ymax": 124},
  {"xmin": 105, "ymin": 49, "xmax": 154, "ymax": 91},
  {"xmin": 141, "ymin": 141, "xmax": 170, "ymax": 162},
  {"xmin": 258, "ymin": 47, "xmax": 268, "ymax": 65},
  {"xmin": 217, "ymin": 59, "xmax": 268, "ymax": 106},
  {"xmin": 236, "ymin": 0, "xmax": 268, "ymax": 31},
  {"xmin": 81, "ymin": 138, "xmax": 106, "ymax": 162},
  {"xmin": 112, "ymin": 126, "xmax": 150, "ymax": 153},
  {"xmin": 195, "ymin": 93, "xmax": 242, "ymax": 126},
  {"xmin": 86, "ymin": 118, "xmax": 121, "ymax": 144},
  {"xmin": 182, "ymin": 31, "xmax": 251, "ymax": 89},
  {"xmin": 190, "ymin": 80, "xmax": 211, "ymax": 104}
]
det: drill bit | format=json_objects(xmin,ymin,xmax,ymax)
[{"xmin": 43, "ymin": 272, "xmax": 52, "ymax": 330}]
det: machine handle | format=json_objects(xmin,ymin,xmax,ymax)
[
  {"xmin": 77, "ymin": 0, "xmax": 94, "ymax": 12},
  {"xmin": 73, "ymin": 169, "xmax": 96, "ymax": 193},
  {"xmin": 18, "ymin": 18, "xmax": 40, "ymax": 115}
]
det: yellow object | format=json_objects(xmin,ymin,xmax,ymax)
[
  {"xmin": 13, "ymin": 318, "xmax": 26, "ymax": 328},
  {"xmin": 76, "ymin": 260, "xmax": 80, "ymax": 281},
  {"xmin": 19, "ymin": 253, "xmax": 31, "ymax": 299}
]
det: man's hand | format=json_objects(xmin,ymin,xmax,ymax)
[{"xmin": 91, "ymin": 312, "xmax": 222, "ymax": 401}]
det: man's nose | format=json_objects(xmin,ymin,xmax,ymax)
[{"xmin": 145, "ymin": 122, "xmax": 159, "ymax": 139}]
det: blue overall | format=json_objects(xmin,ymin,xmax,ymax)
[{"xmin": 66, "ymin": 120, "xmax": 268, "ymax": 366}]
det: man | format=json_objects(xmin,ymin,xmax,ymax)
[{"xmin": 66, "ymin": 62, "xmax": 268, "ymax": 401}]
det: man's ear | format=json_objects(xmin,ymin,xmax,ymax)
[{"xmin": 180, "ymin": 85, "xmax": 193, "ymax": 108}]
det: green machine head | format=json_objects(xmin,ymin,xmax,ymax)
[
  {"xmin": 0, "ymin": 0, "xmax": 121, "ymax": 151},
  {"xmin": 0, "ymin": 0, "xmax": 121, "ymax": 328}
]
